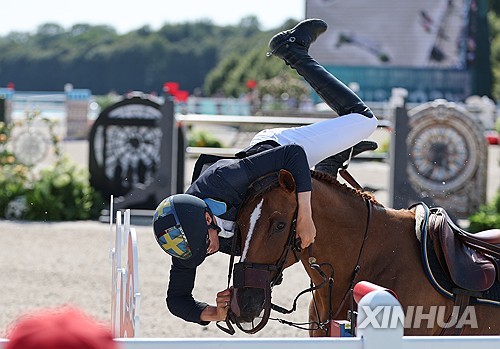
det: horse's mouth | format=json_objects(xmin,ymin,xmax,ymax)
[
  {"xmin": 231, "ymin": 287, "xmax": 266, "ymax": 323},
  {"xmin": 234, "ymin": 309, "xmax": 263, "ymax": 323}
]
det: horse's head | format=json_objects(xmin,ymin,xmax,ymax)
[{"xmin": 230, "ymin": 169, "xmax": 299, "ymax": 332}]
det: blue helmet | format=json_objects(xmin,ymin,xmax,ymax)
[{"xmin": 153, "ymin": 194, "xmax": 210, "ymax": 268}]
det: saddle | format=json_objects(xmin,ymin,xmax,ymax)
[
  {"xmin": 414, "ymin": 203, "xmax": 500, "ymax": 334},
  {"xmin": 427, "ymin": 207, "xmax": 500, "ymax": 292}
]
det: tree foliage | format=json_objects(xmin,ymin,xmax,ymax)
[
  {"xmin": 0, "ymin": 16, "xmax": 297, "ymax": 95},
  {"xmin": 490, "ymin": 10, "xmax": 500, "ymax": 100},
  {"xmin": 490, "ymin": 0, "xmax": 500, "ymax": 15},
  {"xmin": 0, "ymin": 13, "xmax": 498, "ymax": 100}
]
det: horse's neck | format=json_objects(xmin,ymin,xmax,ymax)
[
  {"xmin": 311, "ymin": 178, "xmax": 420, "ymax": 277},
  {"xmin": 363, "ymin": 205, "xmax": 429, "ymax": 292},
  {"xmin": 309, "ymin": 179, "xmax": 374, "ymax": 272},
  {"xmin": 311, "ymin": 178, "xmax": 375, "ymax": 237},
  {"xmin": 369, "ymin": 206, "xmax": 418, "ymax": 254}
]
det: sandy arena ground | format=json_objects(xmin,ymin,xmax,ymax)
[
  {"xmin": 0, "ymin": 138, "xmax": 498, "ymax": 338},
  {"xmin": 0, "ymin": 219, "xmax": 312, "ymax": 338}
]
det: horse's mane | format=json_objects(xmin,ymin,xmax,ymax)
[
  {"xmin": 244, "ymin": 171, "xmax": 382, "ymax": 207},
  {"xmin": 244, "ymin": 172, "xmax": 281, "ymax": 204},
  {"xmin": 311, "ymin": 170, "xmax": 382, "ymax": 206}
]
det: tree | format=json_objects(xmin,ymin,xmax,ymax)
[
  {"xmin": 490, "ymin": 0, "xmax": 500, "ymax": 15},
  {"xmin": 489, "ymin": 9, "xmax": 500, "ymax": 99}
]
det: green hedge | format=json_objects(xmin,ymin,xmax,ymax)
[
  {"xmin": 0, "ymin": 118, "xmax": 103, "ymax": 221},
  {"xmin": 23, "ymin": 157, "xmax": 103, "ymax": 221},
  {"xmin": 468, "ymin": 191, "xmax": 500, "ymax": 232}
]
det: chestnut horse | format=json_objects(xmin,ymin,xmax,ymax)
[{"xmin": 231, "ymin": 170, "xmax": 500, "ymax": 336}]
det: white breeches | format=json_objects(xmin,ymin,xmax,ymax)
[{"xmin": 249, "ymin": 113, "xmax": 378, "ymax": 168}]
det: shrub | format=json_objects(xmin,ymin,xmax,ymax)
[
  {"xmin": 23, "ymin": 157, "xmax": 104, "ymax": 221},
  {"xmin": 0, "ymin": 121, "xmax": 29, "ymax": 216},
  {"xmin": 468, "ymin": 191, "xmax": 500, "ymax": 232},
  {"xmin": 0, "ymin": 115, "xmax": 104, "ymax": 221},
  {"xmin": 0, "ymin": 164, "xmax": 29, "ymax": 217},
  {"xmin": 188, "ymin": 129, "xmax": 222, "ymax": 148}
]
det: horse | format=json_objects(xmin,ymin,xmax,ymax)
[{"xmin": 229, "ymin": 169, "xmax": 500, "ymax": 336}]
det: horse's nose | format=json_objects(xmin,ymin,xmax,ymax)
[{"xmin": 236, "ymin": 287, "xmax": 266, "ymax": 322}]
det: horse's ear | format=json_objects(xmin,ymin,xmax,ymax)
[{"xmin": 278, "ymin": 169, "xmax": 296, "ymax": 193}]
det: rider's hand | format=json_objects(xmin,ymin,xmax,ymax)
[
  {"xmin": 200, "ymin": 288, "xmax": 232, "ymax": 322},
  {"xmin": 215, "ymin": 288, "xmax": 232, "ymax": 320},
  {"xmin": 296, "ymin": 191, "xmax": 316, "ymax": 249}
]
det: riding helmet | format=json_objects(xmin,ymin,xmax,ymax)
[{"xmin": 153, "ymin": 194, "xmax": 209, "ymax": 268}]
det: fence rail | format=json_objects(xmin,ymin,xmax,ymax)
[
  {"xmin": 2, "ymin": 333, "xmax": 498, "ymax": 349},
  {"xmin": 113, "ymin": 336, "xmax": 499, "ymax": 349},
  {"xmin": 176, "ymin": 114, "xmax": 393, "ymax": 127},
  {"xmin": 177, "ymin": 114, "xmax": 392, "ymax": 159}
]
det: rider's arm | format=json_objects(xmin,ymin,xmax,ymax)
[
  {"xmin": 200, "ymin": 288, "xmax": 232, "ymax": 322},
  {"xmin": 166, "ymin": 259, "xmax": 210, "ymax": 325},
  {"xmin": 186, "ymin": 144, "xmax": 313, "ymax": 221},
  {"xmin": 244, "ymin": 145, "xmax": 316, "ymax": 247},
  {"xmin": 167, "ymin": 259, "xmax": 231, "ymax": 323},
  {"xmin": 242, "ymin": 144, "xmax": 312, "ymax": 193},
  {"xmin": 296, "ymin": 191, "xmax": 316, "ymax": 248},
  {"xmin": 188, "ymin": 144, "xmax": 315, "ymax": 246}
]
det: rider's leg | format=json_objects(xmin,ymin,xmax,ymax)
[
  {"xmin": 314, "ymin": 140, "xmax": 378, "ymax": 176},
  {"xmin": 249, "ymin": 116, "xmax": 377, "ymax": 168},
  {"xmin": 253, "ymin": 19, "xmax": 378, "ymax": 170},
  {"xmin": 268, "ymin": 19, "xmax": 374, "ymax": 119}
]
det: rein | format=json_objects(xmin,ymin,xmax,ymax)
[
  {"xmin": 331, "ymin": 199, "xmax": 372, "ymax": 321},
  {"xmin": 270, "ymin": 250, "xmax": 335, "ymax": 333}
]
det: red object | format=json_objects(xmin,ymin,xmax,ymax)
[
  {"xmin": 246, "ymin": 79, "xmax": 257, "ymax": 89},
  {"xmin": 6, "ymin": 306, "xmax": 119, "ymax": 349},
  {"xmin": 353, "ymin": 281, "xmax": 398, "ymax": 304},
  {"xmin": 7, "ymin": 82, "xmax": 15, "ymax": 90},
  {"xmin": 163, "ymin": 82, "xmax": 179, "ymax": 95},
  {"xmin": 485, "ymin": 130, "xmax": 499, "ymax": 145},
  {"xmin": 175, "ymin": 90, "xmax": 189, "ymax": 102},
  {"xmin": 330, "ymin": 320, "xmax": 352, "ymax": 337}
]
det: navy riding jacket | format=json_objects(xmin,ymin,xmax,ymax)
[{"xmin": 166, "ymin": 144, "xmax": 312, "ymax": 325}]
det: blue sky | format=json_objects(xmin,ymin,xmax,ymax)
[{"xmin": 0, "ymin": 0, "xmax": 305, "ymax": 35}]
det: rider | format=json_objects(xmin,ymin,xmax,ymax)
[{"xmin": 153, "ymin": 19, "xmax": 378, "ymax": 325}]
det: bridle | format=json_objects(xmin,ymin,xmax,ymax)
[
  {"xmin": 217, "ymin": 171, "xmax": 373, "ymax": 336},
  {"xmin": 217, "ymin": 172, "xmax": 301, "ymax": 334}
]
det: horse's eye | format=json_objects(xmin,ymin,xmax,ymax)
[{"xmin": 276, "ymin": 222, "xmax": 286, "ymax": 230}]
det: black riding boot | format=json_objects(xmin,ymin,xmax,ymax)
[
  {"xmin": 315, "ymin": 140, "xmax": 378, "ymax": 177},
  {"xmin": 268, "ymin": 19, "xmax": 374, "ymax": 118}
]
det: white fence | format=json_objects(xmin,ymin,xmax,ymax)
[
  {"xmin": 110, "ymin": 198, "xmax": 141, "ymax": 338},
  {"xmin": 177, "ymin": 113, "xmax": 392, "ymax": 158},
  {"xmin": 113, "ymin": 335, "xmax": 499, "ymax": 349},
  {"xmin": 2, "ymin": 334, "xmax": 498, "ymax": 349}
]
